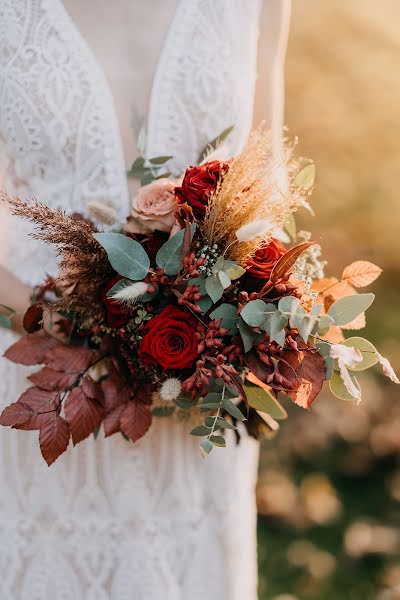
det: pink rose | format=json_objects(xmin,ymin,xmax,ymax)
[{"xmin": 126, "ymin": 179, "xmax": 178, "ymax": 234}]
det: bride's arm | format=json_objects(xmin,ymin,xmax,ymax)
[
  {"xmin": 0, "ymin": 265, "xmax": 32, "ymax": 333},
  {"xmin": 253, "ymin": 0, "xmax": 292, "ymax": 149}
]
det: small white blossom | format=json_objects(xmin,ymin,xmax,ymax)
[
  {"xmin": 377, "ymin": 353, "xmax": 400, "ymax": 384},
  {"xmin": 330, "ymin": 344, "xmax": 363, "ymax": 368},
  {"xmin": 160, "ymin": 378, "xmax": 182, "ymax": 402},
  {"xmin": 111, "ymin": 281, "xmax": 148, "ymax": 304}
]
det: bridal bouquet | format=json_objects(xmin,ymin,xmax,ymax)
[{"xmin": 0, "ymin": 128, "xmax": 398, "ymax": 465}]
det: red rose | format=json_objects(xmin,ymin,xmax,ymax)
[
  {"xmin": 139, "ymin": 305, "xmax": 198, "ymax": 370},
  {"xmin": 101, "ymin": 275, "xmax": 131, "ymax": 328},
  {"xmin": 175, "ymin": 160, "xmax": 229, "ymax": 218},
  {"xmin": 246, "ymin": 239, "xmax": 287, "ymax": 279}
]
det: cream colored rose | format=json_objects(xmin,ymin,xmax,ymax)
[{"xmin": 126, "ymin": 178, "xmax": 178, "ymax": 234}]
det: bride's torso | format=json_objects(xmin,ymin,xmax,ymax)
[{"xmin": 0, "ymin": 2, "xmax": 262, "ymax": 598}]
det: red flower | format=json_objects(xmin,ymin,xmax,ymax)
[
  {"xmin": 247, "ymin": 239, "xmax": 287, "ymax": 280},
  {"xmin": 175, "ymin": 160, "xmax": 229, "ymax": 218},
  {"xmin": 139, "ymin": 305, "xmax": 198, "ymax": 370},
  {"xmin": 101, "ymin": 275, "xmax": 131, "ymax": 328}
]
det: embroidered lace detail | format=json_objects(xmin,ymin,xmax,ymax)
[{"xmin": 0, "ymin": 1, "xmax": 261, "ymax": 598}]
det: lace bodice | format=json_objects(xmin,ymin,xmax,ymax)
[{"xmin": 0, "ymin": 1, "xmax": 290, "ymax": 598}]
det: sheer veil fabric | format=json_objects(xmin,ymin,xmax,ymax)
[{"xmin": 0, "ymin": 1, "xmax": 291, "ymax": 598}]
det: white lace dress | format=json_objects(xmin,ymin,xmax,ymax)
[{"xmin": 0, "ymin": 1, "xmax": 291, "ymax": 598}]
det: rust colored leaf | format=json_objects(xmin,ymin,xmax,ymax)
[
  {"xmin": 28, "ymin": 367, "xmax": 78, "ymax": 391},
  {"xmin": 120, "ymin": 401, "xmax": 152, "ymax": 443},
  {"xmin": 0, "ymin": 401, "xmax": 34, "ymax": 426},
  {"xmin": 23, "ymin": 303, "xmax": 44, "ymax": 333},
  {"xmin": 39, "ymin": 414, "xmax": 70, "ymax": 466},
  {"xmin": 103, "ymin": 404, "xmax": 126, "ymax": 438},
  {"xmin": 101, "ymin": 370, "xmax": 131, "ymax": 411},
  {"xmin": 64, "ymin": 386, "xmax": 105, "ymax": 445},
  {"xmin": 271, "ymin": 241, "xmax": 316, "ymax": 281},
  {"xmin": 4, "ymin": 334, "xmax": 60, "ymax": 366},
  {"xmin": 245, "ymin": 350, "xmax": 274, "ymax": 385},
  {"xmin": 342, "ymin": 260, "xmax": 382, "ymax": 288},
  {"xmin": 279, "ymin": 349, "xmax": 326, "ymax": 410},
  {"xmin": 44, "ymin": 345, "xmax": 94, "ymax": 374},
  {"xmin": 18, "ymin": 386, "xmax": 59, "ymax": 411}
]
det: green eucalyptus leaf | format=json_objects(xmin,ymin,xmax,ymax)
[
  {"xmin": 156, "ymin": 224, "xmax": 196, "ymax": 275},
  {"xmin": 152, "ymin": 405, "xmax": 176, "ymax": 417},
  {"xmin": 190, "ymin": 425, "xmax": 212, "ymax": 436},
  {"xmin": 244, "ymin": 382, "xmax": 287, "ymax": 420},
  {"xmin": 127, "ymin": 156, "xmax": 146, "ymax": 177},
  {"xmin": 240, "ymin": 299, "xmax": 268, "ymax": 328},
  {"xmin": 93, "ymin": 233, "xmax": 150, "ymax": 280},
  {"xmin": 209, "ymin": 303, "xmax": 238, "ymax": 333},
  {"xmin": 329, "ymin": 370, "xmax": 361, "ymax": 401},
  {"xmin": 205, "ymin": 275, "xmax": 224, "ymax": 304},
  {"xmin": 316, "ymin": 342, "xmax": 334, "ymax": 379},
  {"xmin": 278, "ymin": 296, "xmax": 299, "ymax": 314},
  {"xmin": 295, "ymin": 163, "xmax": 315, "ymax": 189},
  {"xmin": 148, "ymin": 155, "xmax": 173, "ymax": 165},
  {"xmin": 222, "ymin": 398, "xmax": 246, "ymax": 421},
  {"xmin": 223, "ymin": 261, "xmax": 246, "ymax": 280},
  {"xmin": 318, "ymin": 313, "xmax": 335, "ymax": 336},
  {"xmin": 218, "ymin": 270, "xmax": 231, "ymax": 289},
  {"xmin": 210, "ymin": 434, "xmax": 226, "ymax": 447},
  {"xmin": 212, "ymin": 256, "xmax": 225, "ymax": 273},
  {"xmin": 0, "ymin": 313, "xmax": 12, "ymax": 329},
  {"xmin": 343, "ymin": 337, "xmax": 378, "ymax": 371},
  {"xmin": 204, "ymin": 416, "xmax": 236, "ymax": 430},
  {"xmin": 238, "ymin": 318, "xmax": 258, "ymax": 353},
  {"xmin": 200, "ymin": 439, "xmax": 213, "ymax": 457},
  {"xmin": 201, "ymin": 393, "xmax": 222, "ymax": 406},
  {"xmin": 327, "ymin": 293, "xmax": 375, "ymax": 326},
  {"xmin": 284, "ymin": 213, "xmax": 297, "ymax": 240},
  {"xmin": 289, "ymin": 304, "xmax": 306, "ymax": 329}
]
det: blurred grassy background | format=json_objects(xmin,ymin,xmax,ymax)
[{"xmin": 257, "ymin": 2, "xmax": 400, "ymax": 599}]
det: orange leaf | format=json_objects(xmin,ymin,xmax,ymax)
[
  {"xmin": 341, "ymin": 261, "xmax": 382, "ymax": 288},
  {"xmin": 271, "ymin": 241, "xmax": 316, "ymax": 281}
]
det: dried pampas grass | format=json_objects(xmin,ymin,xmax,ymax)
[{"xmin": 201, "ymin": 126, "xmax": 311, "ymax": 264}]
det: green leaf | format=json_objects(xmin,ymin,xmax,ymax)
[
  {"xmin": 278, "ymin": 296, "xmax": 299, "ymax": 314},
  {"xmin": 316, "ymin": 342, "xmax": 334, "ymax": 379},
  {"xmin": 284, "ymin": 213, "xmax": 297, "ymax": 240},
  {"xmin": 190, "ymin": 425, "xmax": 212, "ymax": 436},
  {"xmin": 343, "ymin": 337, "xmax": 378, "ymax": 371},
  {"xmin": 329, "ymin": 370, "xmax": 361, "ymax": 401},
  {"xmin": 317, "ymin": 313, "xmax": 335, "ymax": 336},
  {"xmin": 223, "ymin": 261, "xmax": 246, "ymax": 280},
  {"xmin": 152, "ymin": 405, "xmax": 176, "ymax": 417},
  {"xmin": 175, "ymin": 394, "xmax": 198, "ymax": 409},
  {"xmin": 155, "ymin": 224, "xmax": 196, "ymax": 275},
  {"xmin": 0, "ymin": 313, "xmax": 12, "ymax": 329},
  {"xmin": 327, "ymin": 293, "xmax": 375, "ymax": 326},
  {"xmin": 241, "ymin": 299, "xmax": 270, "ymax": 328},
  {"xmin": 209, "ymin": 303, "xmax": 238, "ymax": 333},
  {"xmin": 222, "ymin": 398, "xmax": 246, "ymax": 421},
  {"xmin": 244, "ymin": 383, "xmax": 287, "ymax": 420},
  {"xmin": 263, "ymin": 311, "xmax": 287, "ymax": 346},
  {"xmin": 0, "ymin": 304, "xmax": 16, "ymax": 315},
  {"xmin": 295, "ymin": 163, "xmax": 315, "ymax": 189},
  {"xmin": 210, "ymin": 434, "xmax": 226, "ymax": 447},
  {"xmin": 93, "ymin": 233, "xmax": 150, "ymax": 280},
  {"xmin": 127, "ymin": 156, "xmax": 146, "ymax": 177},
  {"xmin": 218, "ymin": 270, "xmax": 231, "ymax": 289},
  {"xmin": 205, "ymin": 275, "xmax": 224, "ymax": 304},
  {"xmin": 201, "ymin": 392, "xmax": 222, "ymax": 406},
  {"xmin": 200, "ymin": 439, "xmax": 213, "ymax": 457},
  {"xmin": 148, "ymin": 155, "xmax": 173, "ymax": 165},
  {"xmin": 197, "ymin": 125, "xmax": 234, "ymax": 163},
  {"xmin": 205, "ymin": 416, "xmax": 236, "ymax": 430},
  {"xmin": 238, "ymin": 318, "xmax": 258, "ymax": 353}
]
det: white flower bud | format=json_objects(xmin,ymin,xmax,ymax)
[
  {"xmin": 111, "ymin": 281, "xmax": 149, "ymax": 304},
  {"xmin": 159, "ymin": 378, "xmax": 182, "ymax": 402},
  {"xmin": 87, "ymin": 200, "xmax": 118, "ymax": 226},
  {"xmin": 235, "ymin": 218, "xmax": 274, "ymax": 242}
]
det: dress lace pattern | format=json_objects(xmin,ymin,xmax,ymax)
[{"xmin": 0, "ymin": 1, "xmax": 262, "ymax": 598}]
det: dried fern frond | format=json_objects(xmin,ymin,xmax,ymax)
[
  {"xmin": 1, "ymin": 192, "xmax": 112, "ymax": 325},
  {"xmin": 201, "ymin": 126, "xmax": 311, "ymax": 264}
]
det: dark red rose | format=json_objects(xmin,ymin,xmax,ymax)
[
  {"xmin": 139, "ymin": 305, "xmax": 198, "ymax": 370},
  {"xmin": 246, "ymin": 239, "xmax": 287, "ymax": 280},
  {"xmin": 175, "ymin": 160, "xmax": 229, "ymax": 218},
  {"xmin": 101, "ymin": 275, "xmax": 131, "ymax": 328}
]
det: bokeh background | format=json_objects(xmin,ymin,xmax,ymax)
[{"xmin": 257, "ymin": 2, "xmax": 400, "ymax": 599}]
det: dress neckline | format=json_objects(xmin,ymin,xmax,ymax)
[{"xmin": 58, "ymin": 0, "xmax": 182, "ymax": 171}]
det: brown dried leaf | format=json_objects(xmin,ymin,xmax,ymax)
[
  {"xmin": 4, "ymin": 334, "xmax": 59, "ymax": 366},
  {"xmin": 82, "ymin": 376, "xmax": 104, "ymax": 403},
  {"xmin": 280, "ymin": 349, "xmax": 326, "ymax": 410},
  {"xmin": 341, "ymin": 312, "xmax": 366, "ymax": 331},
  {"xmin": 271, "ymin": 241, "xmax": 316, "ymax": 281},
  {"xmin": 120, "ymin": 401, "xmax": 152, "ymax": 443},
  {"xmin": 23, "ymin": 303, "xmax": 44, "ymax": 333},
  {"xmin": 28, "ymin": 367, "xmax": 78, "ymax": 391},
  {"xmin": 0, "ymin": 401, "xmax": 34, "ymax": 426},
  {"xmin": 39, "ymin": 414, "xmax": 70, "ymax": 466},
  {"xmin": 101, "ymin": 370, "xmax": 131, "ymax": 411},
  {"xmin": 103, "ymin": 404, "xmax": 126, "ymax": 438},
  {"xmin": 44, "ymin": 345, "xmax": 94, "ymax": 374},
  {"xmin": 64, "ymin": 387, "xmax": 105, "ymax": 445},
  {"xmin": 342, "ymin": 260, "xmax": 382, "ymax": 288},
  {"xmin": 18, "ymin": 386, "xmax": 59, "ymax": 411}
]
